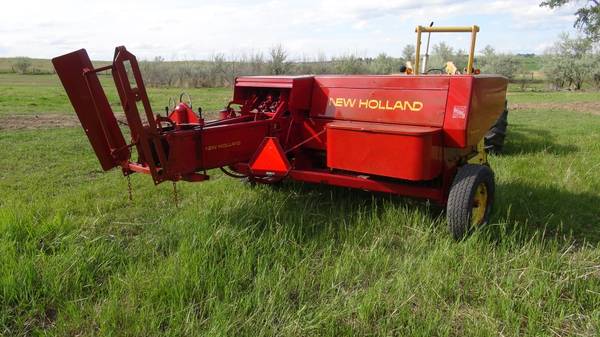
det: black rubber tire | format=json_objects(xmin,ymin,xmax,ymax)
[
  {"xmin": 484, "ymin": 100, "xmax": 509, "ymax": 154},
  {"xmin": 447, "ymin": 164, "xmax": 495, "ymax": 240}
]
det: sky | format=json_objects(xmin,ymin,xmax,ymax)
[{"xmin": 0, "ymin": 0, "xmax": 580, "ymax": 61}]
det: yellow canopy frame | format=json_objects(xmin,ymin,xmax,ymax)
[{"xmin": 414, "ymin": 25, "xmax": 480, "ymax": 75}]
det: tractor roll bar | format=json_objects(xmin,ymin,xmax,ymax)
[{"xmin": 414, "ymin": 25, "xmax": 480, "ymax": 75}]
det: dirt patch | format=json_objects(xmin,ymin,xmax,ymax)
[
  {"xmin": 510, "ymin": 101, "xmax": 600, "ymax": 115},
  {"xmin": 0, "ymin": 113, "xmax": 126, "ymax": 130},
  {"xmin": 0, "ymin": 114, "xmax": 81, "ymax": 130}
]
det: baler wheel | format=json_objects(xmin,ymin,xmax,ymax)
[
  {"xmin": 484, "ymin": 100, "xmax": 509, "ymax": 154},
  {"xmin": 447, "ymin": 164, "xmax": 495, "ymax": 240}
]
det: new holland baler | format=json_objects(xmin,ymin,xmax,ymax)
[{"xmin": 52, "ymin": 27, "xmax": 508, "ymax": 240}]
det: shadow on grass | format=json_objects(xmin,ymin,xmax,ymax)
[
  {"xmin": 502, "ymin": 125, "xmax": 579, "ymax": 156},
  {"xmin": 225, "ymin": 177, "xmax": 599, "ymax": 246},
  {"xmin": 221, "ymin": 180, "xmax": 441, "ymax": 243},
  {"xmin": 489, "ymin": 181, "xmax": 600, "ymax": 244}
]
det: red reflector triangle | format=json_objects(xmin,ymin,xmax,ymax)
[{"xmin": 249, "ymin": 137, "xmax": 291, "ymax": 176}]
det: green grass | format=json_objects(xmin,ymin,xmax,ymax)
[
  {"xmin": 508, "ymin": 90, "xmax": 600, "ymax": 104},
  {"xmin": 1, "ymin": 74, "xmax": 599, "ymax": 336},
  {"xmin": 514, "ymin": 55, "xmax": 543, "ymax": 72},
  {"xmin": 0, "ymin": 58, "xmax": 58, "ymax": 74},
  {"xmin": 0, "ymin": 58, "xmax": 113, "ymax": 74},
  {"xmin": 0, "ymin": 73, "xmax": 231, "ymax": 117}
]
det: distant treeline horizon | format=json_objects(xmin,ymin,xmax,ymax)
[{"xmin": 2, "ymin": 36, "xmax": 598, "ymax": 91}]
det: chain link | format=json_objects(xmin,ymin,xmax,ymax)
[
  {"xmin": 127, "ymin": 174, "xmax": 133, "ymax": 201},
  {"xmin": 172, "ymin": 181, "xmax": 179, "ymax": 207}
]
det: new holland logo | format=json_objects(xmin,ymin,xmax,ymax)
[{"xmin": 328, "ymin": 97, "xmax": 423, "ymax": 112}]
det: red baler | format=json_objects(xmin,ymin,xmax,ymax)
[{"xmin": 53, "ymin": 34, "xmax": 507, "ymax": 239}]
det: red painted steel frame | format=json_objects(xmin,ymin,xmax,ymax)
[
  {"xmin": 53, "ymin": 46, "xmax": 508, "ymax": 205},
  {"xmin": 52, "ymin": 49, "xmax": 129, "ymax": 171}
]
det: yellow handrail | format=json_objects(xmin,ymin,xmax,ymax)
[{"xmin": 414, "ymin": 25, "xmax": 479, "ymax": 75}]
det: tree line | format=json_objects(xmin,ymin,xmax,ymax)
[
  {"xmin": 135, "ymin": 38, "xmax": 600, "ymax": 90},
  {"xmin": 9, "ymin": 36, "xmax": 600, "ymax": 90},
  {"xmin": 543, "ymin": 33, "xmax": 600, "ymax": 90}
]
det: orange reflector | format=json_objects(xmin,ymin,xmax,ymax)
[{"xmin": 249, "ymin": 137, "xmax": 291, "ymax": 177}]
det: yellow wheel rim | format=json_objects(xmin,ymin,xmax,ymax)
[{"xmin": 471, "ymin": 183, "xmax": 488, "ymax": 226}]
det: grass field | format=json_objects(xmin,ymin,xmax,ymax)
[
  {"xmin": 0, "ymin": 74, "xmax": 231, "ymax": 118},
  {"xmin": 1, "ymin": 73, "xmax": 599, "ymax": 336}
]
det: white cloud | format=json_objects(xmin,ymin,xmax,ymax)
[{"xmin": 0, "ymin": 0, "xmax": 579, "ymax": 59}]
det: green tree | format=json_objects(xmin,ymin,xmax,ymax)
[
  {"xmin": 480, "ymin": 45, "xmax": 496, "ymax": 59},
  {"xmin": 268, "ymin": 44, "xmax": 290, "ymax": 75},
  {"xmin": 543, "ymin": 33, "xmax": 595, "ymax": 89},
  {"xmin": 401, "ymin": 44, "xmax": 415, "ymax": 64},
  {"xmin": 369, "ymin": 53, "xmax": 400, "ymax": 74},
  {"xmin": 478, "ymin": 45, "xmax": 522, "ymax": 79},
  {"xmin": 432, "ymin": 42, "xmax": 454, "ymax": 62},
  {"xmin": 592, "ymin": 55, "xmax": 600, "ymax": 87},
  {"xmin": 12, "ymin": 57, "xmax": 32, "ymax": 74},
  {"xmin": 541, "ymin": 0, "xmax": 600, "ymax": 41},
  {"xmin": 333, "ymin": 55, "xmax": 367, "ymax": 74},
  {"xmin": 481, "ymin": 54, "xmax": 522, "ymax": 80}
]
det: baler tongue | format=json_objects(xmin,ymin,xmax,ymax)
[{"xmin": 52, "ymin": 49, "xmax": 130, "ymax": 171}]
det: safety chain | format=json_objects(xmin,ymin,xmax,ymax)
[
  {"xmin": 172, "ymin": 181, "xmax": 179, "ymax": 208},
  {"xmin": 126, "ymin": 174, "xmax": 133, "ymax": 201}
]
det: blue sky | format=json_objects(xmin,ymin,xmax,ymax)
[{"xmin": 0, "ymin": 0, "xmax": 579, "ymax": 60}]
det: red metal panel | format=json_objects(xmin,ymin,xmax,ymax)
[
  {"xmin": 467, "ymin": 75, "xmax": 509, "ymax": 146},
  {"xmin": 234, "ymin": 76, "xmax": 314, "ymax": 111},
  {"xmin": 161, "ymin": 120, "xmax": 272, "ymax": 176},
  {"xmin": 289, "ymin": 169, "xmax": 444, "ymax": 203},
  {"xmin": 327, "ymin": 121, "xmax": 441, "ymax": 135},
  {"xmin": 442, "ymin": 75, "xmax": 508, "ymax": 148},
  {"xmin": 326, "ymin": 121, "xmax": 443, "ymax": 181},
  {"xmin": 294, "ymin": 118, "xmax": 332, "ymax": 150},
  {"xmin": 288, "ymin": 77, "xmax": 314, "ymax": 111},
  {"xmin": 164, "ymin": 130, "xmax": 200, "ymax": 176},
  {"xmin": 442, "ymin": 77, "xmax": 472, "ymax": 148},
  {"xmin": 235, "ymin": 76, "xmax": 304, "ymax": 87},
  {"xmin": 314, "ymin": 75, "xmax": 450, "ymax": 90},
  {"xmin": 299, "ymin": 118, "xmax": 329, "ymax": 150},
  {"xmin": 200, "ymin": 120, "xmax": 271, "ymax": 169},
  {"xmin": 52, "ymin": 49, "xmax": 129, "ymax": 171},
  {"xmin": 311, "ymin": 86, "xmax": 448, "ymax": 127}
]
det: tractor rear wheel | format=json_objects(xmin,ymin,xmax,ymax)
[
  {"xmin": 484, "ymin": 100, "xmax": 509, "ymax": 154},
  {"xmin": 447, "ymin": 164, "xmax": 495, "ymax": 240}
]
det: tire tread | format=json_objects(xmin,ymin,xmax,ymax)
[{"xmin": 447, "ymin": 164, "xmax": 495, "ymax": 240}]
